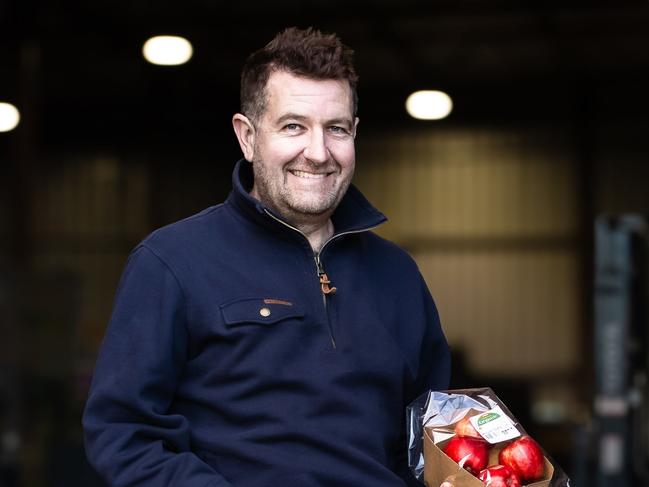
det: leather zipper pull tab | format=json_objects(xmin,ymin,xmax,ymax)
[
  {"xmin": 319, "ymin": 272, "xmax": 337, "ymax": 295},
  {"xmin": 316, "ymin": 254, "xmax": 337, "ymax": 295}
]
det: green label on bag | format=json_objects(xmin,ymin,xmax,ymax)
[
  {"xmin": 477, "ymin": 412, "xmax": 500, "ymax": 425},
  {"xmin": 470, "ymin": 405, "xmax": 521, "ymax": 444}
]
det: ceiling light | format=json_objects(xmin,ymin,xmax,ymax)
[
  {"xmin": 405, "ymin": 90, "xmax": 453, "ymax": 120},
  {"xmin": 142, "ymin": 35, "xmax": 193, "ymax": 66},
  {"xmin": 0, "ymin": 102, "xmax": 20, "ymax": 132}
]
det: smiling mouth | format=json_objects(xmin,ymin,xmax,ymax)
[{"xmin": 289, "ymin": 169, "xmax": 331, "ymax": 179}]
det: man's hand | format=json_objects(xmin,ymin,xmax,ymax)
[{"xmin": 440, "ymin": 474, "xmax": 457, "ymax": 487}]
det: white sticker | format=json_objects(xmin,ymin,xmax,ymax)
[{"xmin": 469, "ymin": 405, "xmax": 521, "ymax": 444}]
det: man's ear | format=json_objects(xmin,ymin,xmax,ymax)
[{"xmin": 232, "ymin": 113, "xmax": 256, "ymax": 161}]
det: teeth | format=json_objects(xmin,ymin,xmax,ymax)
[{"xmin": 291, "ymin": 170, "xmax": 327, "ymax": 179}]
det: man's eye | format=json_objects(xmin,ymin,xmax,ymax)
[
  {"xmin": 329, "ymin": 126, "xmax": 347, "ymax": 134},
  {"xmin": 284, "ymin": 123, "xmax": 301, "ymax": 131}
]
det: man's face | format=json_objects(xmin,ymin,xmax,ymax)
[{"xmin": 248, "ymin": 70, "xmax": 358, "ymax": 224}]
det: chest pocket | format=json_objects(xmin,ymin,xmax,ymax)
[{"xmin": 220, "ymin": 297, "xmax": 305, "ymax": 327}]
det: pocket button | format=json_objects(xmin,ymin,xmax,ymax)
[{"xmin": 259, "ymin": 307, "xmax": 271, "ymax": 317}]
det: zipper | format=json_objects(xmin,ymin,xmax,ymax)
[
  {"xmin": 263, "ymin": 208, "xmax": 380, "ymax": 349},
  {"xmin": 315, "ymin": 251, "xmax": 337, "ymax": 348}
]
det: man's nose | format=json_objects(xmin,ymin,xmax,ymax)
[{"xmin": 303, "ymin": 129, "xmax": 329, "ymax": 164}]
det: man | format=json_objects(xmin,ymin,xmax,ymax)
[{"xmin": 83, "ymin": 27, "xmax": 450, "ymax": 487}]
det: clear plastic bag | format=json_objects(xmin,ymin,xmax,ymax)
[{"xmin": 406, "ymin": 387, "xmax": 571, "ymax": 486}]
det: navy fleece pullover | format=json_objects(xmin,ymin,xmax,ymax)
[{"xmin": 82, "ymin": 159, "xmax": 450, "ymax": 487}]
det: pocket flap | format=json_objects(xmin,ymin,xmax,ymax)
[{"xmin": 220, "ymin": 297, "xmax": 304, "ymax": 326}]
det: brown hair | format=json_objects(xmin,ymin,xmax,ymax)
[{"xmin": 240, "ymin": 27, "xmax": 359, "ymax": 123}]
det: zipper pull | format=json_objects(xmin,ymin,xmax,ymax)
[
  {"xmin": 319, "ymin": 272, "xmax": 337, "ymax": 295},
  {"xmin": 316, "ymin": 257, "xmax": 337, "ymax": 295}
]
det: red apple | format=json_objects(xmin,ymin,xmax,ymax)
[
  {"xmin": 443, "ymin": 435, "xmax": 489, "ymax": 475},
  {"xmin": 454, "ymin": 416, "xmax": 482, "ymax": 439},
  {"xmin": 498, "ymin": 436, "xmax": 545, "ymax": 482},
  {"xmin": 478, "ymin": 465, "xmax": 521, "ymax": 487}
]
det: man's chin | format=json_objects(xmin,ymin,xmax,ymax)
[
  {"xmin": 284, "ymin": 199, "xmax": 338, "ymax": 218},
  {"xmin": 289, "ymin": 205, "xmax": 334, "ymax": 217}
]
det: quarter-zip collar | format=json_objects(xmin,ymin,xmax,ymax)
[{"xmin": 226, "ymin": 158, "xmax": 387, "ymax": 237}]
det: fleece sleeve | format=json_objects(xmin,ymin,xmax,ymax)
[
  {"xmin": 413, "ymin": 274, "xmax": 451, "ymax": 395},
  {"xmin": 82, "ymin": 245, "xmax": 233, "ymax": 487},
  {"xmin": 397, "ymin": 272, "xmax": 452, "ymax": 487}
]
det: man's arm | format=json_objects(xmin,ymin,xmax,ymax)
[
  {"xmin": 82, "ymin": 245, "xmax": 232, "ymax": 487},
  {"xmin": 413, "ymin": 272, "xmax": 451, "ymax": 395},
  {"xmin": 400, "ymin": 272, "xmax": 452, "ymax": 486}
]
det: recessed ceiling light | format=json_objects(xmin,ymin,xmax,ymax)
[
  {"xmin": 142, "ymin": 35, "xmax": 193, "ymax": 66},
  {"xmin": 405, "ymin": 90, "xmax": 453, "ymax": 120},
  {"xmin": 0, "ymin": 102, "xmax": 20, "ymax": 132}
]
